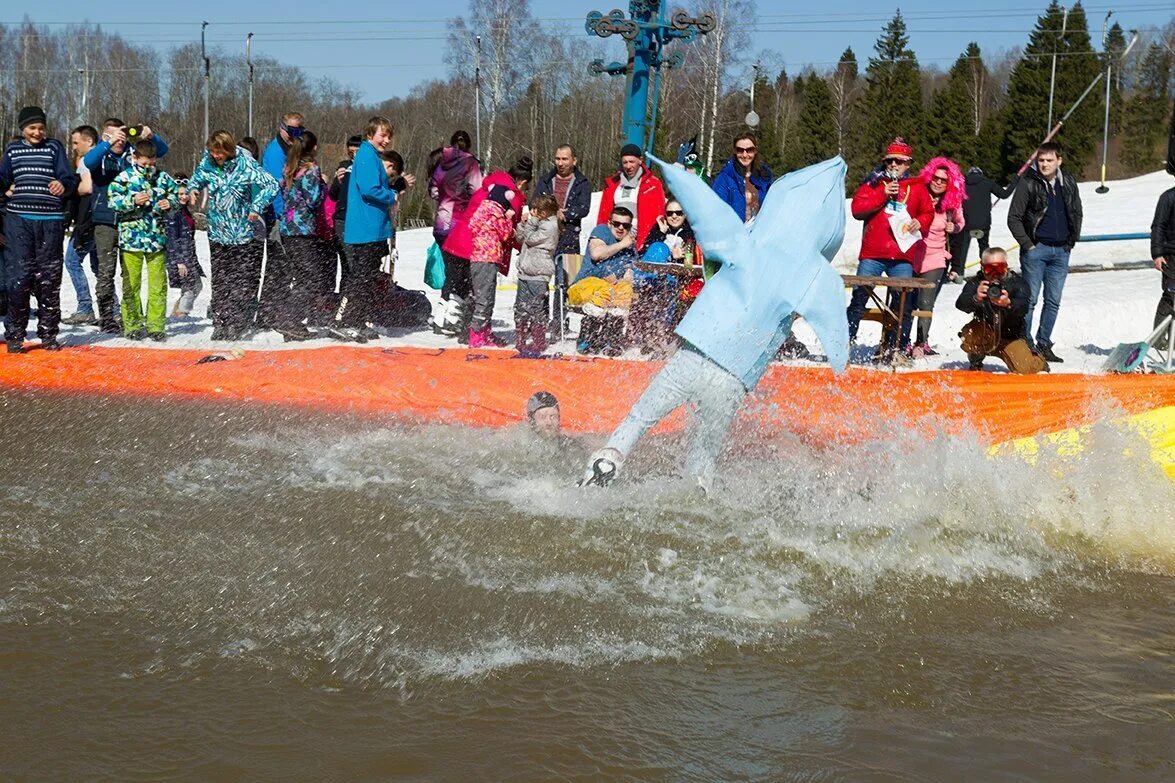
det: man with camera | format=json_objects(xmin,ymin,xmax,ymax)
[
  {"xmin": 955, "ymin": 247, "xmax": 1047, "ymax": 374},
  {"xmin": 83, "ymin": 118, "xmax": 170, "ymax": 334}
]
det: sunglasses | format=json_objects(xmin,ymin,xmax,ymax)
[
  {"xmin": 735, "ymin": 146, "xmax": 756, "ymax": 153},
  {"xmin": 665, "ymin": 210, "xmax": 684, "ymax": 217},
  {"xmin": 931, "ymin": 175, "xmax": 949, "ymax": 184},
  {"xmin": 283, "ymin": 124, "xmax": 304, "ymax": 139},
  {"xmin": 610, "ymin": 220, "xmax": 632, "ymax": 230},
  {"xmin": 883, "ymin": 157, "xmax": 909, "ymax": 165}
]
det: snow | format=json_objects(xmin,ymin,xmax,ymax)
[{"xmin": 42, "ymin": 170, "xmax": 1173, "ymax": 375}]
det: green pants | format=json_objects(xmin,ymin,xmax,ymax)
[{"xmin": 121, "ymin": 250, "xmax": 168, "ymax": 335}]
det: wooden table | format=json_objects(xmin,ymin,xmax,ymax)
[{"xmin": 842, "ymin": 274, "xmax": 939, "ymax": 353}]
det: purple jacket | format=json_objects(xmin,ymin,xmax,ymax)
[{"xmin": 428, "ymin": 146, "xmax": 483, "ymax": 244}]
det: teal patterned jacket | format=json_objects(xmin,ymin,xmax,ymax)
[
  {"xmin": 107, "ymin": 165, "xmax": 181, "ymax": 254},
  {"xmin": 188, "ymin": 149, "xmax": 279, "ymax": 246}
]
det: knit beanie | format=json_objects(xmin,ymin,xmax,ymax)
[
  {"xmin": 526, "ymin": 391, "xmax": 559, "ymax": 420},
  {"xmin": 883, "ymin": 137, "xmax": 913, "ymax": 161},
  {"xmin": 18, "ymin": 106, "xmax": 46, "ymax": 130},
  {"xmin": 619, "ymin": 143, "xmax": 642, "ymax": 159}
]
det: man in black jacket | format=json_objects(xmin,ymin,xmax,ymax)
[
  {"xmin": 956, "ymin": 247, "xmax": 1047, "ymax": 374},
  {"xmin": 949, "ymin": 166, "xmax": 1019, "ymax": 282},
  {"xmin": 1006, "ymin": 142, "xmax": 1083, "ymax": 363},
  {"xmin": 1152, "ymin": 179, "xmax": 1175, "ymax": 329},
  {"xmin": 533, "ymin": 144, "xmax": 592, "ymax": 332}
]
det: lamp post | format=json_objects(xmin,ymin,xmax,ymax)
[
  {"xmin": 1096, "ymin": 20, "xmax": 1139, "ymax": 194},
  {"xmin": 246, "ymin": 33, "xmax": 254, "ymax": 139},
  {"xmin": 201, "ymin": 21, "xmax": 210, "ymax": 142},
  {"xmin": 1047, "ymin": 6, "xmax": 1068, "ymax": 133}
]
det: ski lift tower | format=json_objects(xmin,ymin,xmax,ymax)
[{"xmin": 586, "ymin": 2, "xmax": 715, "ymax": 155}]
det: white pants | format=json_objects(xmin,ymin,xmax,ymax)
[{"xmin": 605, "ymin": 347, "xmax": 746, "ymax": 484}]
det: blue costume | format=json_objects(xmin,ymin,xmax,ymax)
[{"xmin": 580, "ymin": 155, "xmax": 849, "ymax": 491}]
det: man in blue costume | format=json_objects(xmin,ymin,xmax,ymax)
[{"xmin": 579, "ymin": 155, "xmax": 850, "ymax": 492}]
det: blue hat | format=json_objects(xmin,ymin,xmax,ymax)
[{"xmin": 643, "ymin": 241, "xmax": 672, "ymax": 263}]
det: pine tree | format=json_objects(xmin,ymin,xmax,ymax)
[
  {"xmin": 1000, "ymin": 1, "xmax": 1102, "ymax": 177},
  {"xmin": 848, "ymin": 11, "xmax": 924, "ymax": 182},
  {"xmin": 785, "ymin": 72, "xmax": 836, "ymax": 170},
  {"xmin": 1120, "ymin": 43, "xmax": 1174, "ymax": 172},
  {"xmin": 924, "ymin": 43, "xmax": 989, "ymax": 166},
  {"xmin": 752, "ymin": 65, "xmax": 784, "ymax": 175},
  {"xmin": 1103, "ymin": 22, "xmax": 1127, "ymax": 133}
]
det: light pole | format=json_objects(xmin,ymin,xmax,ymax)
[
  {"xmin": 246, "ymin": 33, "xmax": 254, "ymax": 139},
  {"xmin": 1096, "ymin": 26, "xmax": 1139, "ymax": 194},
  {"xmin": 746, "ymin": 62, "xmax": 761, "ymax": 129},
  {"xmin": 201, "ymin": 22, "xmax": 210, "ymax": 142},
  {"xmin": 474, "ymin": 34, "xmax": 482, "ymax": 161},
  {"xmin": 1047, "ymin": 6, "xmax": 1069, "ymax": 133}
]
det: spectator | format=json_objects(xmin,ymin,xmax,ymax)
[
  {"xmin": 845, "ymin": 137, "xmax": 934, "ymax": 359},
  {"xmin": 0, "ymin": 106, "xmax": 78, "ymax": 353},
  {"xmin": 164, "ymin": 176, "xmax": 204, "ymax": 318},
  {"xmin": 596, "ymin": 143, "xmax": 666, "ymax": 249},
  {"xmin": 571, "ymin": 205, "xmax": 638, "ymax": 356},
  {"xmin": 513, "ymin": 193, "xmax": 559, "ymax": 357},
  {"xmin": 186, "ymin": 130, "xmax": 279, "ymax": 341},
  {"xmin": 84, "ymin": 117, "xmax": 170, "ymax": 334},
  {"xmin": 1007, "ymin": 141, "xmax": 1083, "ymax": 363},
  {"xmin": 275, "ymin": 129, "xmax": 324, "ymax": 341},
  {"xmin": 955, "ymin": 247, "xmax": 1047, "ymax": 374},
  {"xmin": 380, "ymin": 148, "xmax": 414, "ymax": 261},
  {"xmin": 107, "ymin": 139, "xmax": 180, "ymax": 341},
  {"xmin": 631, "ymin": 198, "xmax": 696, "ymax": 356},
  {"xmin": 329, "ymin": 116, "xmax": 400, "ymax": 343},
  {"xmin": 910, "ymin": 156, "xmax": 966, "ymax": 357},
  {"xmin": 258, "ymin": 111, "xmax": 305, "ymax": 329},
  {"xmin": 328, "ymin": 134, "xmax": 362, "ymax": 283},
  {"xmin": 427, "ymin": 130, "xmax": 483, "ymax": 336},
  {"xmin": 1151, "ymin": 177, "xmax": 1174, "ymax": 329},
  {"xmin": 711, "ymin": 132, "xmax": 772, "ymax": 225},
  {"xmin": 440, "ymin": 156, "xmax": 531, "ymax": 343},
  {"xmin": 533, "ymin": 144, "xmax": 592, "ymax": 336},
  {"xmin": 640, "ymin": 198, "xmax": 695, "ymax": 256},
  {"xmin": 466, "ymin": 184, "xmax": 519, "ymax": 348},
  {"xmin": 952, "ymin": 166, "xmax": 1018, "ymax": 282},
  {"xmin": 61, "ymin": 124, "xmax": 99, "ymax": 326}
]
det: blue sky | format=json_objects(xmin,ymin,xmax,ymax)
[{"xmin": 6, "ymin": 1, "xmax": 1172, "ymax": 102}]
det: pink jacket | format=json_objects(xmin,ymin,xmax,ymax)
[
  {"xmin": 468, "ymin": 199, "xmax": 518, "ymax": 275},
  {"xmin": 914, "ymin": 205, "xmax": 964, "ymax": 273},
  {"xmin": 441, "ymin": 171, "xmax": 525, "ymax": 260}
]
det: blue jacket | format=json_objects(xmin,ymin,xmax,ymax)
[
  {"xmin": 660, "ymin": 155, "xmax": 849, "ymax": 388},
  {"xmin": 83, "ymin": 133, "xmax": 170, "ymax": 226},
  {"xmin": 343, "ymin": 141, "xmax": 398, "ymax": 245},
  {"xmin": 710, "ymin": 159, "xmax": 773, "ymax": 223},
  {"xmin": 262, "ymin": 137, "xmax": 287, "ymax": 216}
]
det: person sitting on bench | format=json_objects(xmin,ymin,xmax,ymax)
[{"xmin": 955, "ymin": 247, "xmax": 1047, "ymax": 374}]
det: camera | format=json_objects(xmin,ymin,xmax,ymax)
[
  {"xmin": 123, "ymin": 125, "xmax": 145, "ymax": 140},
  {"xmin": 986, "ymin": 281, "xmax": 1003, "ymax": 301}
]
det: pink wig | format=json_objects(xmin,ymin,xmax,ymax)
[{"xmin": 920, "ymin": 156, "xmax": 966, "ymax": 212}]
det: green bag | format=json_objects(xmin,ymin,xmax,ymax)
[{"xmin": 424, "ymin": 242, "xmax": 445, "ymax": 290}]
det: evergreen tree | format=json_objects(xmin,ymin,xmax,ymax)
[
  {"xmin": 1103, "ymin": 22, "xmax": 1127, "ymax": 133},
  {"xmin": 848, "ymin": 10, "xmax": 924, "ymax": 182},
  {"xmin": 752, "ymin": 65, "xmax": 784, "ymax": 175},
  {"xmin": 1000, "ymin": 1, "xmax": 1102, "ymax": 177},
  {"xmin": 1120, "ymin": 42, "xmax": 1174, "ymax": 172},
  {"xmin": 924, "ymin": 43, "xmax": 989, "ymax": 166},
  {"xmin": 785, "ymin": 72, "xmax": 836, "ymax": 170}
]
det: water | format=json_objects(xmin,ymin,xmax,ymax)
[{"xmin": 2, "ymin": 390, "xmax": 1172, "ymax": 781}]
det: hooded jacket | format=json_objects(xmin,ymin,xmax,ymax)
[
  {"xmin": 514, "ymin": 214, "xmax": 559, "ymax": 280},
  {"xmin": 1006, "ymin": 167, "xmax": 1083, "ymax": 251},
  {"xmin": 710, "ymin": 158, "xmax": 773, "ymax": 222},
  {"xmin": 442, "ymin": 171, "xmax": 526, "ymax": 260},
  {"xmin": 963, "ymin": 169, "xmax": 1018, "ymax": 230},
  {"xmin": 187, "ymin": 149, "xmax": 279, "ymax": 246},
  {"xmin": 428, "ymin": 145, "xmax": 484, "ymax": 244},
  {"xmin": 596, "ymin": 165, "xmax": 667, "ymax": 249},
  {"xmin": 343, "ymin": 140, "xmax": 399, "ymax": 245},
  {"xmin": 533, "ymin": 166, "xmax": 592, "ymax": 255},
  {"xmin": 106, "ymin": 164, "xmax": 181, "ymax": 253},
  {"xmin": 83, "ymin": 133, "xmax": 170, "ymax": 226},
  {"xmin": 851, "ymin": 170, "xmax": 934, "ymax": 263}
]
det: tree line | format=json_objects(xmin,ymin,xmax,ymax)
[{"xmin": 0, "ymin": 1, "xmax": 1171, "ymax": 226}]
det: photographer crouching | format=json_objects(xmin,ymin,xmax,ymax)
[{"xmin": 955, "ymin": 247, "xmax": 1048, "ymax": 374}]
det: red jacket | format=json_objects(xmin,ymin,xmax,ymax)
[
  {"xmin": 851, "ymin": 177, "xmax": 934, "ymax": 263},
  {"xmin": 442, "ymin": 170, "xmax": 526, "ymax": 260},
  {"xmin": 596, "ymin": 166, "xmax": 666, "ymax": 249}
]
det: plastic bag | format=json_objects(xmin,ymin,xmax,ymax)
[{"xmin": 424, "ymin": 242, "xmax": 445, "ymax": 290}]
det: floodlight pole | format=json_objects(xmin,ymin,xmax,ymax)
[
  {"xmin": 201, "ymin": 22, "xmax": 210, "ymax": 142},
  {"xmin": 474, "ymin": 34, "xmax": 482, "ymax": 161},
  {"xmin": 1047, "ymin": 6, "xmax": 1068, "ymax": 133},
  {"xmin": 1096, "ymin": 27, "xmax": 1139, "ymax": 194},
  {"xmin": 246, "ymin": 33, "xmax": 254, "ymax": 139}
]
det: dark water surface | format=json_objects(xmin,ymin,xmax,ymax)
[{"xmin": 1, "ymin": 391, "xmax": 1172, "ymax": 781}]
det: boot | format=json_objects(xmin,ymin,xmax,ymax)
[
  {"xmin": 577, "ymin": 316, "xmax": 602, "ymax": 354},
  {"xmin": 515, "ymin": 319, "xmax": 533, "ymax": 357},
  {"xmin": 528, "ymin": 321, "xmax": 547, "ymax": 356},
  {"xmin": 601, "ymin": 315, "xmax": 626, "ymax": 357},
  {"xmin": 436, "ymin": 295, "xmax": 466, "ymax": 337},
  {"xmin": 467, "ymin": 325, "xmax": 491, "ymax": 348}
]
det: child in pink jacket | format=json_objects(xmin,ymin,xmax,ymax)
[
  {"xmin": 466, "ymin": 184, "xmax": 519, "ymax": 347},
  {"xmin": 911, "ymin": 156, "xmax": 966, "ymax": 356}
]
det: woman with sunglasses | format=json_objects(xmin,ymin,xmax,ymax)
[
  {"xmin": 630, "ymin": 199, "xmax": 697, "ymax": 355},
  {"xmin": 909, "ymin": 156, "xmax": 966, "ymax": 357},
  {"xmin": 711, "ymin": 132, "xmax": 772, "ymax": 225}
]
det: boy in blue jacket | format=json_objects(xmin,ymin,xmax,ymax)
[{"xmin": 0, "ymin": 106, "xmax": 79, "ymax": 353}]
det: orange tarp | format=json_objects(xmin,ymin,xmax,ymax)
[{"xmin": 2, "ymin": 345, "xmax": 1173, "ymax": 446}]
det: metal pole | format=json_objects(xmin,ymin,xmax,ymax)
[
  {"xmin": 474, "ymin": 34, "xmax": 482, "ymax": 161},
  {"xmin": 1097, "ymin": 58, "xmax": 1112, "ymax": 193},
  {"xmin": 1012, "ymin": 70, "xmax": 1104, "ymax": 179},
  {"xmin": 246, "ymin": 33, "xmax": 254, "ymax": 139},
  {"xmin": 77, "ymin": 68, "xmax": 87, "ymax": 129},
  {"xmin": 201, "ymin": 22, "xmax": 210, "ymax": 142},
  {"xmin": 1047, "ymin": 6, "xmax": 1068, "ymax": 133}
]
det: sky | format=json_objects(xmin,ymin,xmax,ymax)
[{"xmin": 5, "ymin": 1, "xmax": 1172, "ymax": 103}]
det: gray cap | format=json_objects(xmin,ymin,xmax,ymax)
[{"xmin": 526, "ymin": 391, "xmax": 559, "ymax": 419}]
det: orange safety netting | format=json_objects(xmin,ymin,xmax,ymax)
[{"xmin": 1, "ymin": 345, "xmax": 1173, "ymax": 447}]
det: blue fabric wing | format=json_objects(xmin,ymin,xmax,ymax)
[{"xmin": 648, "ymin": 154, "xmax": 750, "ymax": 267}]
